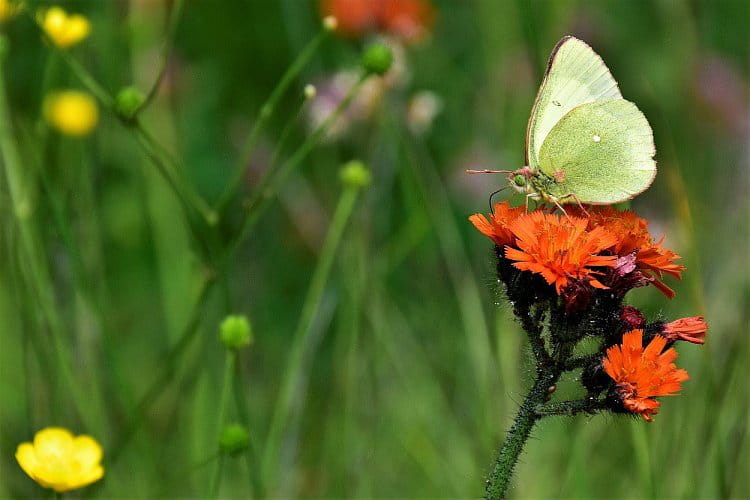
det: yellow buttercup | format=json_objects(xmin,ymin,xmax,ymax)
[
  {"xmin": 38, "ymin": 6, "xmax": 90, "ymax": 48},
  {"xmin": 16, "ymin": 427, "xmax": 104, "ymax": 493}
]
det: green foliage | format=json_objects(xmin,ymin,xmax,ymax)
[{"xmin": 0, "ymin": 0, "xmax": 747, "ymax": 498}]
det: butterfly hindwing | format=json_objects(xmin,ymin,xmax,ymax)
[{"xmin": 538, "ymin": 99, "xmax": 656, "ymax": 204}]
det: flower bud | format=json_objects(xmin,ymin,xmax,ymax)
[
  {"xmin": 219, "ymin": 315, "xmax": 253, "ymax": 350},
  {"xmin": 620, "ymin": 306, "xmax": 645, "ymax": 330},
  {"xmin": 219, "ymin": 424, "xmax": 249, "ymax": 456},
  {"xmin": 323, "ymin": 15, "xmax": 338, "ymax": 31},
  {"xmin": 115, "ymin": 86, "xmax": 146, "ymax": 121},
  {"xmin": 662, "ymin": 316, "xmax": 708, "ymax": 344},
  {"xmin": 361, "ymin": 43, "xmax": 393, "ymax": 76},
  {"xmin": 303, "ymin": 84, "xmax": 317, "ymax": 100},
  {"xmin": 339, "ymin": 160, "xmax": 371, "ymax": 188}
]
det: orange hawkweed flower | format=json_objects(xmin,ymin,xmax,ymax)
[
  {"xmin": 581, "ymin": 207, "xmax": 686, "ymax": 298},
  {"xmin": 468, "ymin": 201, "xmax": 526, "ymax": 248},
  {"xmin": 320, "ymin": 0, "xmax": 433, "ymax": 41},
  {"xmin": 504, "ymin": 212, "xmax": 618, "ymax": 294},
  {"xmin": 603, "ymin": 330, "xmax": 689, "ymax": 422},
  {"xmin": 662, "ymin": 316, "xmax": 708, "ymax": 344}
]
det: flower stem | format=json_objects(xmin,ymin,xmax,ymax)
[
  {"xmin": 485, "ymin": 369, "xmax": 560, "ymax": 499},
  {"xmin": 31, "ymin": 18, "xmax": 216, "ymax": 229},
  {"xmin": 209, "ymin": 350, "xmax": 236, "ymax": 497},
  {"xmin": 223, "ymin": 73, "xmax": 368, "ymax": 260},
  {"xmin": 137, "ymin": 0, "xmax": 184, "ymax": 113},
  {"xmin": 535, "ymin": 398, "xmax": 606, "ymax": 417},
  {"xmin": 261, "ymin": 182, "xmax": 363, "ymax": 490},
  {"xmin": 215, "ymin": 26, "xmax": 331, "ymax": 212}
]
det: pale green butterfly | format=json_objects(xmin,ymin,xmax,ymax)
[{"xmin": 470, "ymin": 36, "xmax": 656, "ymax": 210}]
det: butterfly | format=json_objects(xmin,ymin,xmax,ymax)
[{"xmin": 470, "ymin": 36, "xmax": 656, "ymax": 211}]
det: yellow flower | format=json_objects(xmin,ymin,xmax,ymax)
[
  {"xmin": 0, "ymin": 0, "xmax": 20, "ymax": 23},
  {"xmin": 39, "ymin": 6, "xmax": 90, "ymax": 48},
  {"xmin": 16, "ymin": 427, "xmax": 104, "ymax": 493},
  {"xmin": 44, "ymin": 90, "xmax": 99, "ymax": 137}
]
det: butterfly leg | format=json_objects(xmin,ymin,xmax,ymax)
[
  {"xmin": 548, "ymin": 195, "xmax": 573, "ymax": 221},
  {"xmin": 568, "ymin": 193, "xmax": 590, "ymax": 217}
]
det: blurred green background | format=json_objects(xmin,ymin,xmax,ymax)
[{"xmin": 1, "ymin": 0, "xmax": 747, "ymax": 497}]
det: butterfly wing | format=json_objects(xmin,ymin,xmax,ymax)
[
  {"xmin": 538, "ymin": 98, "xmax": 656, "ymax": 204},
  {"xmin": 526, "ymin": 36, "xmax": 622, "ymax": 171}
]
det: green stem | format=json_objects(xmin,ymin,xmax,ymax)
[
  {"xmin": 485, "ymin": 369, "xmax": 561, "ymax": 499},
  {"xmin": 261, "ymin": 183, "xmax": 363, "ymax": 488},
  {"xmin": 215, "ymin": 26, "xmax": 330, "ymax": 211},
  {"xmin": 225, "ymin": 74, "xmax": 368, "ymax": 258},
  {"xmin": 231, "ymin": 361, "xmax": 265, "ymax": 498},
  {"xmin": 108, "ymin": 275, "xmax": 215, "ymax": 464},
  {"xmin": 209, "ymin": 350, "xmax": 236, "ymax": 497},
  {"xmin": 132, "ymin": 123, "xmax": 217, "ymax": 227},
  {"xmin": 137, "ymin": 0, "xmax": 184, "ymax": 113},
  {"xmin": 0, "ymin": 46, "xmax": 99, "ymax": 434},
  {"xmin": 31, "ymin": 18, "xmax": 215, "ymax": 228}
]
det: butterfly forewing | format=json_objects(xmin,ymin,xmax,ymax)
[
  {"xmin": 526, "ymin": 36, "xmax": 622, "ymax": 170},
  {"xmin": 537, "ymin": 99, "xmax": 656, "ymax": 204}
]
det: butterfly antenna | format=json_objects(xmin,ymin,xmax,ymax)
[
  {"xmin": 466, "ymin": 169, "xmax": 514, "ymax": 174},
  {"xmin": 488, "ymin": 186, "xmax": 510, "ymax": 211}
]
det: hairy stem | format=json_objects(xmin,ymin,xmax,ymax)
[
  {"xmin": 485, "ymin": 367, "xmax": 561, "ymax": 499},
  {"xmin": 535, "ymin": 398, "xmax": 606, "ymax": 417}
]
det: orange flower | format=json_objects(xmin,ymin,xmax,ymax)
[
  {"xmin": 581, "ymin": 207, "xmax": 685, "ymax": 298},
  {"xmin": 603, "ymin": 330, "xmax": 689, "ymax": 422},
  {"xmin": 468, "ymin": 201, "xmax": 526, "ymax": 248},
  {"xmin": 381, "ymin": 0, "xmax": 434, "ymax": 41},
  {"xmin": 504, "ymin": 212, "xmax": 618, "ymax": 294},
  {"xmin": 320, "ymin": 0, "xmax": 433, "ymax": 41},
  {"xmin": 319, "ymin": 0, "xmax": 378, "ymax": 38},
  {"xmin": 663, "ymin": 316, "xmax": 708, "ymax": 344}
]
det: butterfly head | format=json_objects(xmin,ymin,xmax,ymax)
[{"xmin": 508, "ymin": 166, "xmax": 533, "ymax": 194}]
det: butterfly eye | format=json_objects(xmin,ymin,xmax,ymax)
[{"xmin": 513, "ymin": 175, "xmax": 526, "ymax": 187}]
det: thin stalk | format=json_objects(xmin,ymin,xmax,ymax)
[
  {"xmin": 0, "ymin": 52, "xmax": 99, "ymax": 434},
  {"xmin": 108, "ymin": 274, "xmax": 214, "ymax": 464},
  {"xmin": 226, "ymin": 74, "xmax": 367, "ymax": 259},
  {"xmin": 209, "ymin": 350, "xmax": 236, "ymax": 497},
  {"xmin": 137, "ymin": 0, "xmax": 184, "ymax": 112},
  {"xmin": 261, "ymin": 183, "xmax": 363, "ymax": 488},
  {"xmin": 215, "ymin": 26, "xmax": 331, "ymax": 211},
  {"xmin": 231, "ymin": 362, "xmax": 265, "ymax": 498},
  {"xmin": 485, "ymin": 368, "xmax": 561, "ymax": 499},
  {"xmin": 31, "ymin": 20, "xmax": 215, "ymax": 228},
  {"xmin": 132, "ymin": 123, "xmax": 217, "ymax": 227}
]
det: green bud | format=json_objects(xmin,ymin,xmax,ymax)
[
  {"xmin": 219, "ymin": 314, "xmax": 253, "ymax": 350},
  {"xmin": 339, "ymin": 160, "xmax": 371, "ymax": 188},
  {"xmin": 219, "ymin": 423, "xmax": 249, "ymax": 456},
  {"xmin": 114, "ymin": 86, "xmax": 146, "ymax": 121},
  {"xmin": 361, "ymin": 43, "xmax": 393, "ymax": 76}
]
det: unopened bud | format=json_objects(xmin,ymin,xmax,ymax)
[
  {"xmin": 219, "ymin": 314, "xmax": 253, "ymax": 350},
  {"xmin": 339, "ymin": 160, "xmax": 371, "ymax": 188},
  {"xmin": 114, "ymin": 86, "xmax": 146, "ymax": 121},
  {"xmin": 361, "ymin": 43, "xmax": 393, "ymax": 76},
  {"xmin": 304, "ymin": 84, "xmax": 317, "ymax": 100},
  {"xmin": 219, "ymin": 424, "xmax": 249, "ymax": 456}
]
